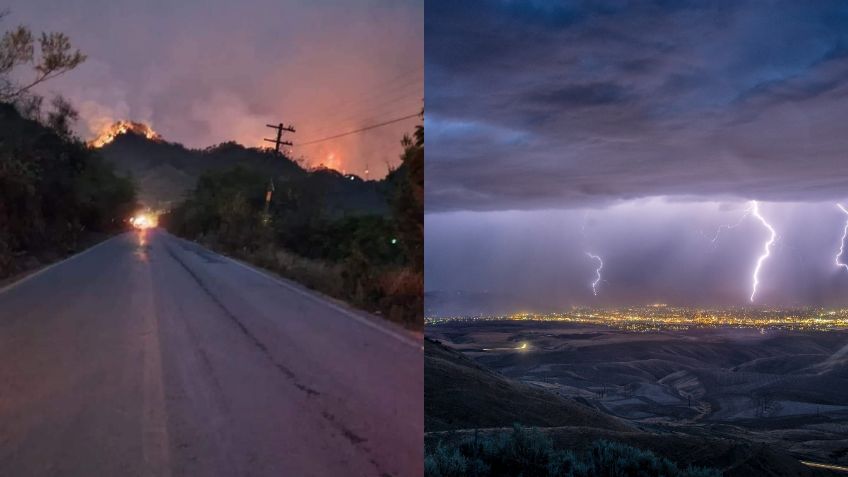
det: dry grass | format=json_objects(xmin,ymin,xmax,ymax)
[{"xmin": 216, "ymin": 243, "xmax": 422, "ymax": 330}]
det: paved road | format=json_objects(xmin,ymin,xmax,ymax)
[{"xmin": 0, "ymin": 229, "xmax": 422, "ymax": 476}]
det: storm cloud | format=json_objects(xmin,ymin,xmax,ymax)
[
  {"xmin": 7, "ymin": 0, "xmax": 422, "ymax": 176},
  {"xmin": 426, "ymin": 0, "xmax": 848, "ymax": 211},
  {"xmin": 425, "ymin": 1, "xmax": 848, "ymax": 310}
]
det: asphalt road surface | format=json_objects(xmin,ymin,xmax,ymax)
[{"xmin": 0, "ymin": 229, "xmax": 422, "ymax": 476}]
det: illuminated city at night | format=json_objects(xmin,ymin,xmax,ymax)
[{"xmin": 427, "ymin": 306, "xmax": 848, "ymax": 332}]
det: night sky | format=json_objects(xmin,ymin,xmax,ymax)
[
  {"xmin": 6, "ymin": 0, "xmax": 422, "ymax": 176},
  {"xmin": 425, "ymin": 1, "xmax": 848, "ymax": 309}
]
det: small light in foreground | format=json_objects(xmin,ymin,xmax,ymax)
[{"xmin": 391, "ymin": 238, "xmax": 398, "ymax": 245}]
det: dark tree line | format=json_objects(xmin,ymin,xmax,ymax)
[{"xmin": 0, "ymin": 102, "xmax": 137, "ymax": 277}]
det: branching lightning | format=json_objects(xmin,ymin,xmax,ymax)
[
  {"xmin": 586, "ymin": 252, "xmax": 603, "ymax": 296},
  {"xmin": 835, "ymin": 203, "xmax": 848, "ymax": 272},
  {"xmin": 749, "ymin": 200, "xmax": 776, "ymax": 303},
  {"xmin": 706, "ymin": 203, "xmax": 754, "ymax": 244}
]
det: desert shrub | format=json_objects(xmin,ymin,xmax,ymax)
[
  {"xmin": 425, "ymin": 425, "xmax": 721, "ymax": 477},
  {"xmin": 587, "ymin": 440, "xmax": 720, "ymax": 477},
  {"xmin": 425, "ymin": 443, "xmax": 474, "ymax": 477}
]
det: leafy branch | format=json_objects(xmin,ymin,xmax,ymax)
[{"xmin": 0, "ymin": 11, "xmax": 86, "ymax": 101}]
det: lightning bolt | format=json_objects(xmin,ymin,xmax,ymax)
[
  {"xmin": 586, "ymin": 252, "xmax": 603, "ymax": 296},
  {"xmin": 705, "ymin": 203, "xmax": 754, "ymax": 244},
  {"xmin": 749, "ymin": 200, "xmax": 776, "ymax": 303},
  {"xmin": 835, "ymin": 203, "xmax": 848, "ymax": 272}
]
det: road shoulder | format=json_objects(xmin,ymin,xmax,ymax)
[
  {"xmin": 0, "ymin": 233, "xmax": 125, "ymax": 296},
  {"xmin": 165, "ymin": 233, "xmax": 423, "ymax": 350}
]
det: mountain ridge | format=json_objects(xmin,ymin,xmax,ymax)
[{"xmin": 97, "ymin": 129, "xmax": 397, "ymax": 214}]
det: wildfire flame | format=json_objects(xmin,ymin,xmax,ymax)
[
  {"xmin": 313, "ymin": 151, "xmax": 348, "ymax": 174},
  {"xmin": 89, "ymin": 120, "xmax": 162, "ymax": 148}
]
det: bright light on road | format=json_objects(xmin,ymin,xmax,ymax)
[{"xmin": 130, "ymin": 213, "xmax": 157, "ymax": 230}]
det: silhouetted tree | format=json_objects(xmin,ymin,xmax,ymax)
[
  {"xmin": 393, "ymin": 118, "xmax": 423, "ymax": 271},
  {"xmin": 0, "ymin": 10, "xmax": 86, "ymax": 101},
  {"xmin": 45, "ymin": 95, "xmax": 77, "ymax": 138}
]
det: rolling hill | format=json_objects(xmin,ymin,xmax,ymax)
[
  {"xmin": 424, "ymin": 337, "xmax": 835, "ymax": 476},
  {"xmin": 425, "ymin": 337, "xmax": 629, "ymax": 432}
]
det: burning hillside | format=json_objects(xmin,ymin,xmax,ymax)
[{"xmin": 89, "ymin": 121, "xmax": 163, "ymax": 148}]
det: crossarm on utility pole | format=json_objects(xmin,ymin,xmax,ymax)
[{"xmin": 264, "ymin": 123, "xmax": 296, "ymax": 155}]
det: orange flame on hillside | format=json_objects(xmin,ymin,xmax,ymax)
[
  {"xmin": 321, "ymin": 152, "xmax": 343, "ymax": 173},
  {"xmin": 89, "ymin": 121, "xmax": 162, "ymax": 148}
]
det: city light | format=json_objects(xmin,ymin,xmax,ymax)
[{"xmin": 426, "ymin": 306, "xmax": 848, "ymax": 332}]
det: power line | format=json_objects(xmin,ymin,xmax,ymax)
[
  {"xmin": 301, "ymin": 94, "xmax": 422, "ymax": 138},
  {"xmin": 305, "ymin": 66, "xmax": 422, "ymax": 117},
  {"xmin": 297, "ymin": 79, "xmax": 423, "ymax": 132},
  {"xmin": 292, "ymin": 65, "xmax": 422, "ymax": 124},
  {"xmin": 296, "ymin": 112, "xmax": 421, "ymax": 147}
]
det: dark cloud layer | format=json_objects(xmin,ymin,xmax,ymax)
[
  {"xmin": 426, "ymin": 0, "xmax": 848, "ymax": 211},
  {"xmin": 7, "ymin": 0, "xmax": 422, "ymax": 176}
]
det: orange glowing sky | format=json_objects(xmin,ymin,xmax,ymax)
[{"xmin": 11, "ymin": 0, "xmax": 422, "ymax": 178}]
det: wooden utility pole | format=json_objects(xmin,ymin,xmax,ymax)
[
  {"xmin": 261, "ymin": 122, "xmax": 295, "ymax": 223},
  {"xmin": 264, "ymin": 178, "xmax": 275, "ymax": 215},
  {"xmin": 264, "ymin": 123, "xmax": 295, "ymax": 155}
]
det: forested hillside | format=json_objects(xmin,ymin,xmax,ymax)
[
  {"xmin": 0, "ymin": 103, "xmax": 137, "ymax": 278},
  {"xmin": 98, "ymin": 131, "xmax": 391, "ymax": 214}
]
